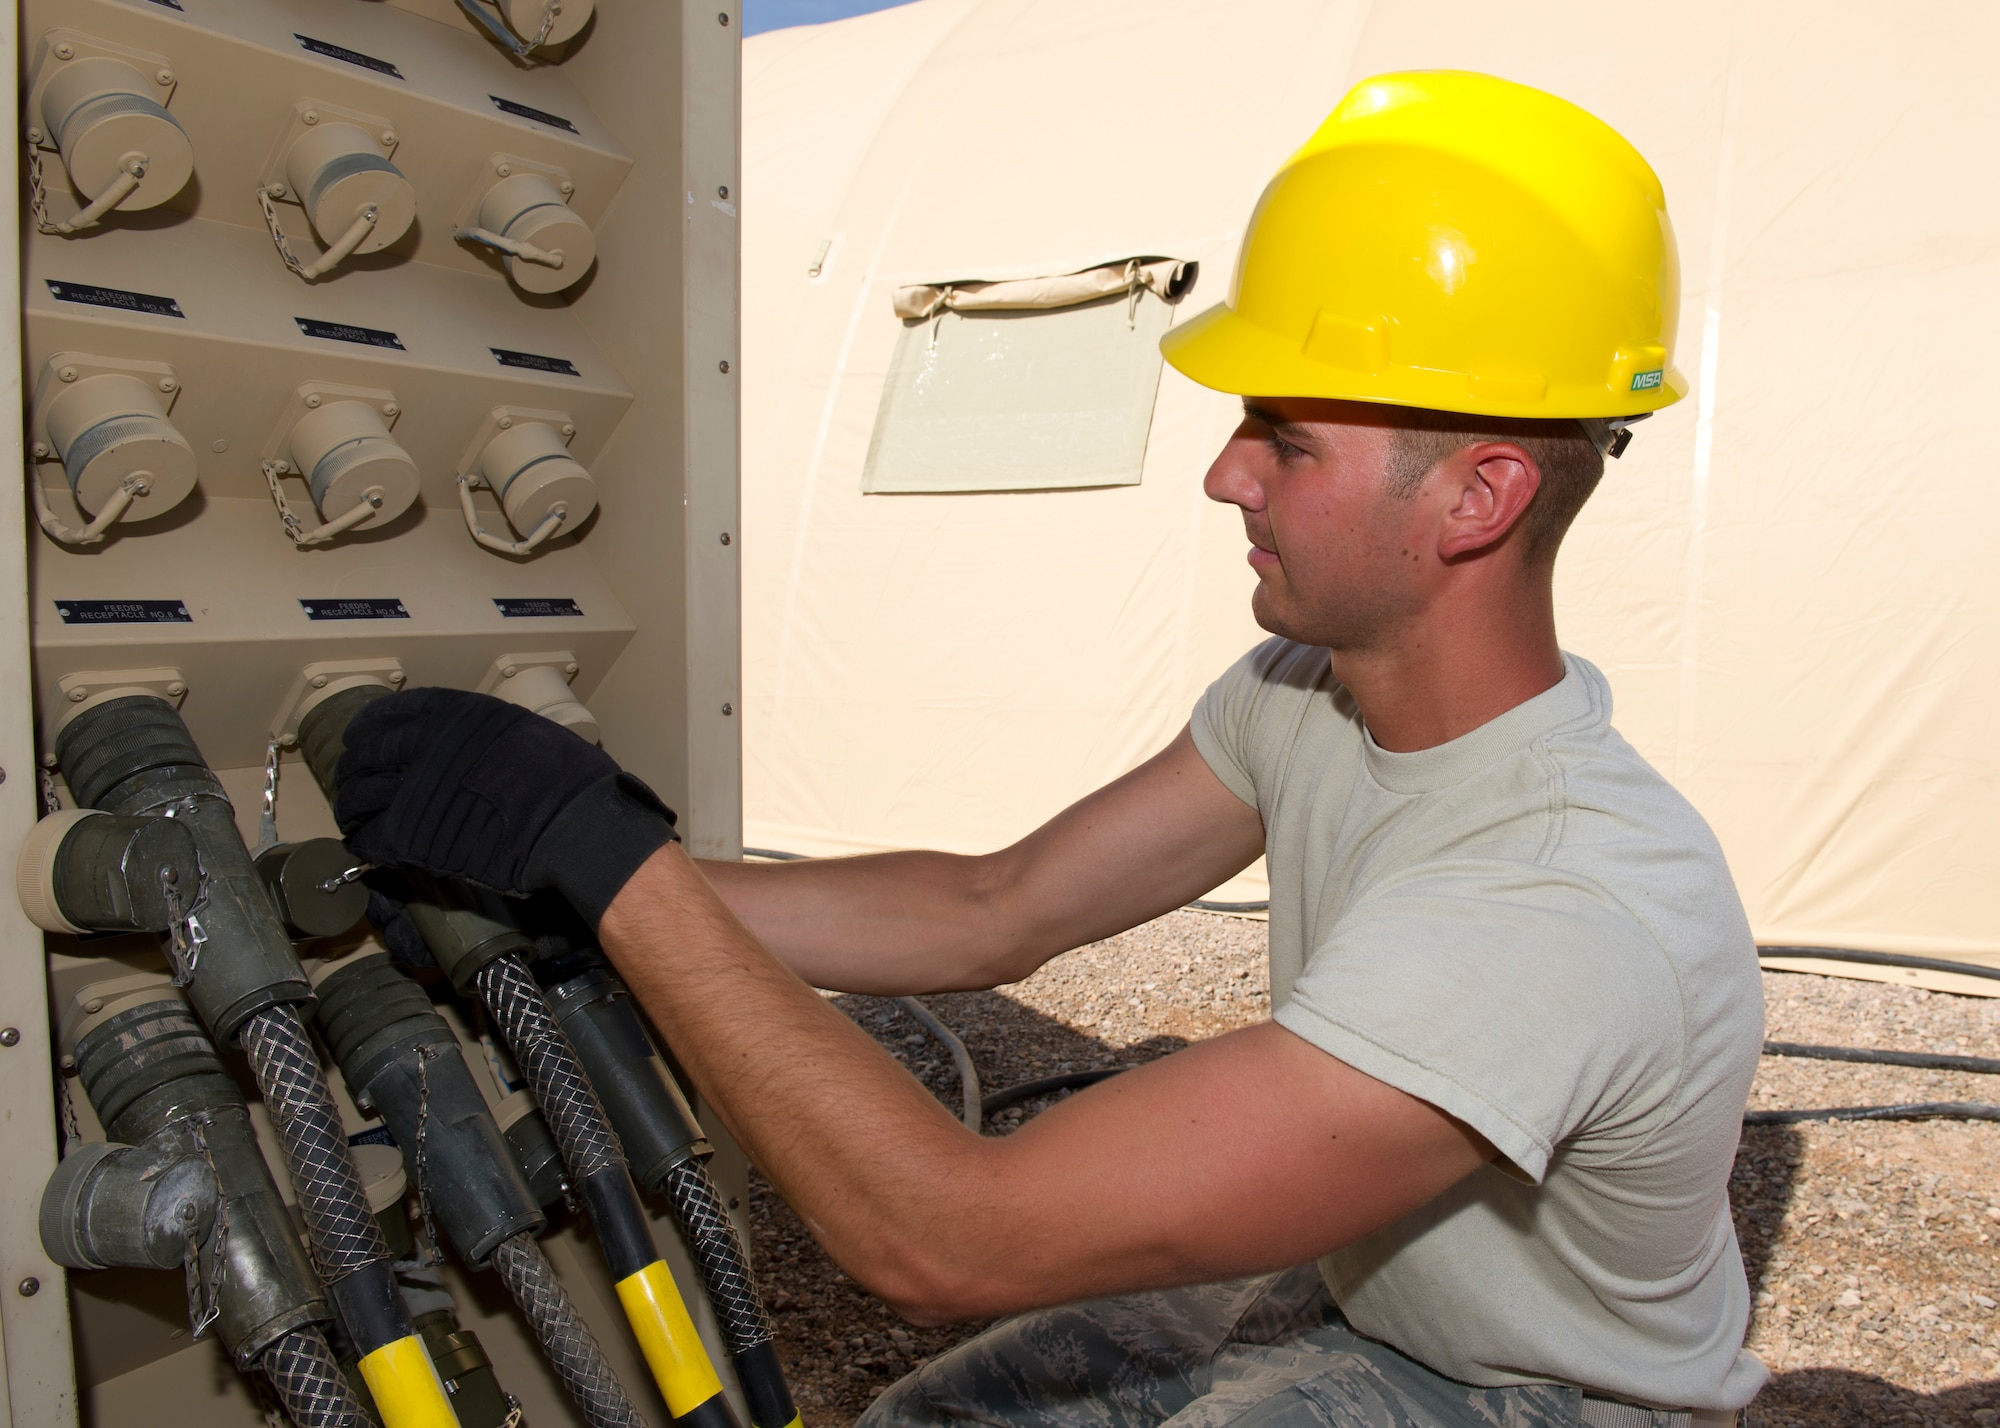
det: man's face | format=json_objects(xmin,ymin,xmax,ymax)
[{"xmin": 1203, "ymin": 398, "xmax": 1435, "ymax": 651}]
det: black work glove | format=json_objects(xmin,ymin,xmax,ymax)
[{"xmin": 334, "ymin": 686, "xmax": 679, "ymax": 927}]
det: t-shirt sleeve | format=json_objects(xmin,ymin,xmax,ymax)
[
  {"xmin": 1189, "ymin": 637, "xmax": 1317, "ymax": 811},
  {"xmin": 1272, "ymin": 862, "xmax": 1686, "ymax": 1183}
]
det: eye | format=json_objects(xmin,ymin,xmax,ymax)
[{"xmin": 1265, "ymin": 431, "xmax": 1308, "ymax": 464}]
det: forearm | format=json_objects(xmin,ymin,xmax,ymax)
[
  {"xmin": 696, "ymin": 727, "xmax": 1265, "ymax": 997},
  {"xmin": 603, "ymin": 845, "xmax": 1009, "ymax": 1315},
  {"xmin": 697, "ymin": 849, "xmax": 1044, "ymax": 994}
]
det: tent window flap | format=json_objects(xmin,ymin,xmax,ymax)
[{"xmin": 863, "ymin": 257, "xmax": 1196, "ymax": 495}]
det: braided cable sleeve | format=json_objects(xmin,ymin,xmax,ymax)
[
  {"xmin": 263, "ymin": 1326, "xmax": 373, "ymax": 1428},
  {"xmin": 472, "ymin": 954, "xmax": 625, "ymax": 1179},
  {"xmin": 662, "ymin": 1161, "xmax": 771, "ymax": 1353},
  {"xmin": 490, "ymin": 1233, "xmax": 649, "ymax": 1428},
  {"xmin": 664, "ymin": 1161, "xmax": 800, "ymax": 1428},
  {"xmin": 240, "ymin": 1005, "xmax": 391, "ymax": 1280}
]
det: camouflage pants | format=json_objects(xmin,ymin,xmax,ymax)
[{"xmin": 857, "ymin": 1265, "xmax": 1590, "ymax": 1428}]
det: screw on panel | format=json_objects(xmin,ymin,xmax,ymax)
[
  {"xmin": 719, "ymin": 532, "xmax": 732, "ymax": 545},
  {"xmin": 212, "ymin": 438, "xmax": 230, "ymax": 453},
  {"xmin": 304, "ymin": 394, "xmax": 322, "ymax": 408},
  {"xmin": 53, "ymin": 42, "xmax": 73, "ymax": 59},
  {"xmin": 167, "ymin": 681, "xmax": 186, "ymax": 697},
  {"xmin": 718, "ymin": 360, "xmax": 730, "ymax": 373},
  {"xmin": 388, "ymin": 672, "xmax": 406, "ymax": 686},
  {"xmin": 156, "ymin": 68, "xmax": 175, "ymax": 86},
  {"xmin": 67, "ymin": 689, "xmax": 87, "ymax": 703},
  {"xmin": 558, "ymin": 181, "xmax": 574, "ymax": 196},
  {"xmin": 498, "ymin": 417, "xmax": 513, "ymax": 429},
  {"xmin": 382, "ymin": 404, "xmax": 398, "ymax": 418},
  {"xmin": 496, "ymin": 163, "xmax": 513, "ymax": 178},
  {"xmin": 268, "ymin": 183, "xmax": 288, "ymax": 199},
  {"xmin": 58, "ymin": 367, "xmax": 77, "ymax": 383},
  {"xmin": 560, "ymin": 424, "xmax": 575, "ymax": 437},
  {"xmin": 718, "ymin": 186, "xmax": 730, "ymax": 200},
  {"xmin": 718, "ymin": 11, "xmax": 729, "ymax": 24},
  {"xmin": 17, "ymin": 1278, "xmax": 38, "ymax": 1297},
  {"xmin": 501, "ymin": 665, "xmax": 519, "ymax": 679},
  {"xmin": 159, "ymin": 378, "xmax": 177, "ymax": 393},
  {"xmin": 310, "ymin": 675, "xmax": 329, "ymax": 689},
  {"xmin": 32, "ymin": 443, "xmax": 49, "ymax": 458},
  {"xmin": 563, "ymin": 662, "xmax": 578, "ymax": 676},
  {"xmin": 721, "ymin": 703, "xmax": 734, "ymax": 716},
  {"xmin": 0, "ymin": 1028, "xmax": 19, "ymax": 1047},
  {"xmin": 302, "ymin": 110, "xmax": 319, "ymax": 125},
  {"xmin": 82, "ymin": 1000, "xmax": 102, "ymax": 1015},
  {"xmin": 381, "ymin": 130, "xmax": 396, "ymax": 146}
]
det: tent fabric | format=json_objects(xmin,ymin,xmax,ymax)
[
  {"xmin": 741, "ymin": 0, "xmax": 2000, "ymax": 968},
  {"xmin": 891, "ymin": 258, "xmax": 1197, "ymax": 320}
]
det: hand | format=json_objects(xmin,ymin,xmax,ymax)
[{"xmin": 334, "ymin": 686, "xmax": 680, "ymax": 926}]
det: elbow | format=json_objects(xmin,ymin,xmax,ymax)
[
  {"xmin": 862, "ymin": 1252, "xmax": 1005, "ymax": 1328},
  {"xmin": 954, "ymin": 849, "xmax": 1051, "ymax": 988}
]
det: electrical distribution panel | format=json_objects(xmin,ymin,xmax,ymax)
[{"xmin": 0, "ymin": 1, "xmax": 747, "ymax": 1424}]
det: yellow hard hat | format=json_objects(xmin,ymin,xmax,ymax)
[{"xmin": 1161, "ymin": 71, "xmax": 1685, "ymax": 421}]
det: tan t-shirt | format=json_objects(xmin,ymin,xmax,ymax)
[{"xmin": 1191, "ymin": 639, "xmax": 1767, "ymax": 1411}]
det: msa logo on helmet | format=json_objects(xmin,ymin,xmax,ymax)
[{"xmin": 1630, "ymin": 369, "xmax": 1664, "ymax": 391}]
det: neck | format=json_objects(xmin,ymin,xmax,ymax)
[{"xmin": 1330, "ymin": 572, "xmax": 1565, "ymax": 753}]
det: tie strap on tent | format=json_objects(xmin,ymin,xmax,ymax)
[{"xmin": 894, "ymin": 257, "xmax": 1197, "ymax": 345}]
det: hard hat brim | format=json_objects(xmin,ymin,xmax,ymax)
[{"xmin": 1160, "ymin": 301, "xmax": 1688, "ymax": 420}]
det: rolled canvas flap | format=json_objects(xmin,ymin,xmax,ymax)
[{"xmin": 892, "ymin": 257, "xmax": 1195, "ymax": 320}]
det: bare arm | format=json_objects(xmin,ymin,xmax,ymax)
[
  {"xmin": 601, "ymin": 846, "xmax": 1495, "ymax": 1324},
  {"xmin": 699, "ymin": 725, "xmax": 1265, "ymax": 994}
]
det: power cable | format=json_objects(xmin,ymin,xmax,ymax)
[
  {"xmin": 981, "ymin": 1070, "xmax": 1122, "ymax": 1121},
  {"xmin": 892, "ymin": 998, "xmax": 981, "ymax": 1129},
  {"xmin": 1758, "ymin": 944, "xmax": 2000, "ymax": 983}
]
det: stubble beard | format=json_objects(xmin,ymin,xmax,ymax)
[{"xmin": 1251, "ymin": 563, "xmax": 1421, "ymax": 654}]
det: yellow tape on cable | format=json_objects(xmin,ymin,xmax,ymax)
[
  {"xmin": 358, "ymin": 1334, "xmax": 463, "ymax": 1428},
  {"xmin": 616, "ymin": 1260, "xmax": 728, "ymax": 1417}
]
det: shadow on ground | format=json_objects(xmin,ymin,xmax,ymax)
[
  {"xmin": 1751, "ymin": 1370, "xmax": 2000, "ymax": 1426},
  {"xmin": 1734, "ymin": 1124, "xmax": 1805, "ymax": 1299}
]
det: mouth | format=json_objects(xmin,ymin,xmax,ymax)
[{"xmin": 1246, "ymin": 538, "xmax": 1279, "ymax": 571}]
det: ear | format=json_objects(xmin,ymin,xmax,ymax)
[{"xmin": 1435, "ymin": 444, "xmax": 1542, "ymax": 562}]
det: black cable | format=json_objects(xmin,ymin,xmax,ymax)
[
  {"xmin": 980, "ymin": 1070, "xmax": 1124, "ymax": 1120},
  {"xmin": 1764, "ymin": 1041, "xmax": 2000, "ymax": 1075},
  {"xmin": 1758, "ymin": 945, "xmax": 2000, "ymax": 983},
  {"xmin": 1745, "ymin": 1102, "xmax": 2000, "ymax": 1126}
]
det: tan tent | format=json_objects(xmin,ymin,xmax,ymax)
[{"xmin": 740, "ymin": 0, "xmax": 2000, "ymax": 984}]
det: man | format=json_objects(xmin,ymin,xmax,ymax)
[{"xmin": 336, "ymin": 72, "xmax": 1765, "ymax": 1428}]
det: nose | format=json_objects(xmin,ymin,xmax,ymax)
[{"xmin": 1203, "ymin": 422, "xmax": 1267, "ymax": 512}]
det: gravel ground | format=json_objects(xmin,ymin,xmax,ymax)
[{"xmin": 744, "ymin": 911, "xmax": 2000, "ymax": 1427}]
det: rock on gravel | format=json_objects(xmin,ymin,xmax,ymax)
[{"xmin": 743, "ymin": 911, "xmax": 2000, "ymax": 1427}]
